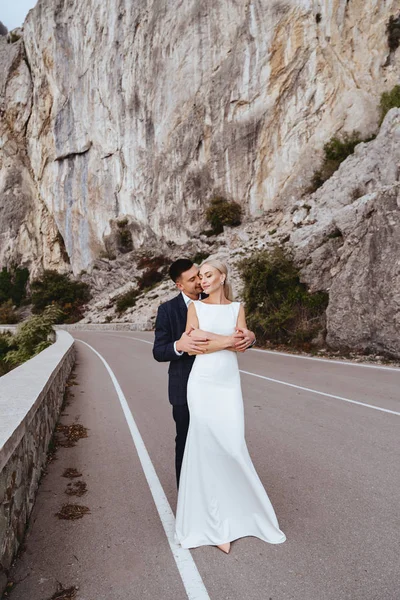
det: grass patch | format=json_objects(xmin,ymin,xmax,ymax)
[{"xmin": 237, "ymin": 247, "xmax": 329, "ymax": 348}]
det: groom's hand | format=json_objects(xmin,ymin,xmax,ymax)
[
  {"xmin": 234, "ymin": 328, "xmax": 255, "ymax": 351},
  {"xmin": 176, "ymin": 330, "xmax": 209, "ymax": 354}
]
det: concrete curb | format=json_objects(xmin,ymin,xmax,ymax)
[{"xmin": 0, "ymin": 330, "xmax": 75, "ymax": 594}]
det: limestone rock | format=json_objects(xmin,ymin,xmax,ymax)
[
  {"xmin": 1, "ymin": 1, "xmax": 400, "ymax": 356},
  {"xmin": 3, "ymin": 0, "xmax": 398, "ymax": 272},
  {"xmin": 290, "ymin": 109, "xmax": 400, "ymax": 355},
  {"xmin": 0, "ymin": 36, "xmax": 69, "ymax": 275}
]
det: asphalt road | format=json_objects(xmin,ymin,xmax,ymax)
[{"xmin": 8, "ymin": 331, "xmax": 400, "ymax": 600}]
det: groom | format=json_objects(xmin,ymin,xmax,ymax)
[{"xmin": 152, "ymin": 258, "xmax": 256, "ymax": 488}]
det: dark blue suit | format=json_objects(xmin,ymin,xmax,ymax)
[
  {"xmin": 153, "ymin": 292, "xmax": 204, "ymax": 487},
  {"xmin": 153, "ymin": 293, "xmax": 195, "ymax": 406}
]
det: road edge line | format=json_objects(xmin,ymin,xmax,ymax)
[{"xmin": 75, "ymin": 339, "xmax": 210, "ymax": 600}]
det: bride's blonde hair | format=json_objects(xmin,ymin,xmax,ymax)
[{"xmin": 200, "ymin": 258, "xmax": 234, "ymax": 301}]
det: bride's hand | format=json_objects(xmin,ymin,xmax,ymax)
[{"xmin": 233, "ymin": 328, "xmax": 255, "ymax": 351}]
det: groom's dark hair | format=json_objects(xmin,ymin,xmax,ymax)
[{"xmin": 169, "ymin": 259, "xmax": 194, "ymax": 282}]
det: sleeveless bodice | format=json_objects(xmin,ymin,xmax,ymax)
[
  {"xmin": 193, "ymin": 300, "xmax": 241, "ymax": 335},
  {"xmin": 190, "ymin": 301, "xmax": 241, "ymax": 381}
]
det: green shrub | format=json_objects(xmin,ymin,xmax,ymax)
[
  {"xmin": 137, "ymin": 268, "xmax": 164, "ymax": 291},
  {"xmin": 192, "ymin": 251, "xmax": 210, "ymax": 265},
  {"xmin": 117, "ymin": 217, "xmax": 129, "ymax": 228},
  {"xmin": 0, "ymin": 331, "xmax": 16, "ymax": 376},
  {"xmin": 9, "ymin": 31, "xmax": 21, "ymax": 43},
  {"xmin": 309, "ymin": 132, "xmax": 375, "ymax": 192},
  {"xmin": 137, "ymin": 255, "xmax": 168, "ymax": 270},
  {"xmin": 30, "ymin": 270, "xmax": 91, "ymax": 323},
  {"xmin": 379, "ymin": 85, "xmax": 400, "ymax": 125},
  {"xmin": 206, "ymin": 196, "xmax": 242, "ymax": 235},
  {"xmin": 117, "ymin": 228, "xmax": 133, "ymax": 253},
  {"xmin": 4, "ymin": 304, "xmax": 62, "ymax": 368},
  {"xmin": 237, "ymin": 248, "xmax": 329, "ymax": 347},
  {"xmin": 115, "ymin": 289, "xmax": 139, "ymax": 314},
  {"xmin": 0, "ymin": 300, "xmax": 19, "ymax": 324},
  {"xmin": 115, "ymin": 218, "xmax": 133, "ymax": 253},
  {"xmin": 115, "ymin": 264, "xmax": 166, "ymax": 314},
  {"xmin": 0, "ymin": 266, "xmax": 29, "ymax": 306},
  {"xmin": 387, "ymin": 14, "xmax": 400, "ymax": 52}
]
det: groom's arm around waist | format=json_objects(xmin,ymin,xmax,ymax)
[{"xmin": 153, "ymin": 303, "xmax": 184, "ymax": 362}]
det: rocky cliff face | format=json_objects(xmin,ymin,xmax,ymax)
[
  {"xmin": 2, "ymin": 0, "xmax": 399, "ymax": 272},
  {"xmin": 0, "ymin": 35, "xmax": 69, "ymax": 276},
  {"xmin": 0, "ymin": 0, "xmax": 399, "ymax": 355}
]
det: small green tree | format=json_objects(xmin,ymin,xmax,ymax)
[
  {"xmin": 206, "ymin": 196, "xmax": 242, "ymax": 235},
  {"xmin": 238, "ymin": 248, "xmax": 329, "ymax": 347},
  {"xmin": 4, "ymin": 304, "xmax": 63, "ymax": 368}
]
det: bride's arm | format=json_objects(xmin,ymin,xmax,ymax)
[{"xmin": 186, "ymin": 305, "xmax": 242, "ymax": 355}]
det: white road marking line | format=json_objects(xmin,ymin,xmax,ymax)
[
  {"xmin": 239, "ymin": 370, "xmax": 400, "ymax": 417},
  {"xmin": 75, "ymin": 339, "xmax": 210, "ymax": 600},
  {"xmin": 82, "ymin": 334, "xmax": 400, "ymax": 416},
  {"xmin": 250, "ymin": 348, "xmax": 400, "ymax": 372},
  {"xmin": 90, "ymin": 331, "xmax": 400, "ymax": 372}
]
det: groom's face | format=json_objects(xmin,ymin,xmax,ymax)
[{"xmin": 176, "ymin": 265, "xmax": 202, "ymax": 299}]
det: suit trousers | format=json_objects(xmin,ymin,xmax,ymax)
[{"xmin": 172, "ymin": 404, "xmax": 190, "ymax": 488}]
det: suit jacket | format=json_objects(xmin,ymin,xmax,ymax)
[{"xmin": 152, "ymin": 293, "xmax": 201, "ymax": 406}]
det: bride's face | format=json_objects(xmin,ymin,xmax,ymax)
[{"xmin": 199, "ymin": 264, "xmax": 225, "ymax": 294}]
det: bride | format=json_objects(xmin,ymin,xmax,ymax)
[{"xmin": 174, "ymin": 259, "xmax": 286, "ymax": 554}]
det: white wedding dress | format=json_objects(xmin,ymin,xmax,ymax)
[{"xmin": 174, "ymin": 300, "xmax": 286, "ymax": 548}]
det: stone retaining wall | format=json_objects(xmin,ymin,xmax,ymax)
[
  {"xmin": 54, "ymin": 322, "xmax": 152, "ymax": 331},
  {"xmin": 0, "ymin": 330, "xmax": 75, "ymax": 594}
]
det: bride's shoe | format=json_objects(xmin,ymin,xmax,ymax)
[{"xmin": 217, "ymin": 542, "xmax": 231, "ymax": 554}]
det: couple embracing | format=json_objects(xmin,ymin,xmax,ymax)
[{"xmin": 153, "ymin": 258, "xmax": 286, "ymax": 554}]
